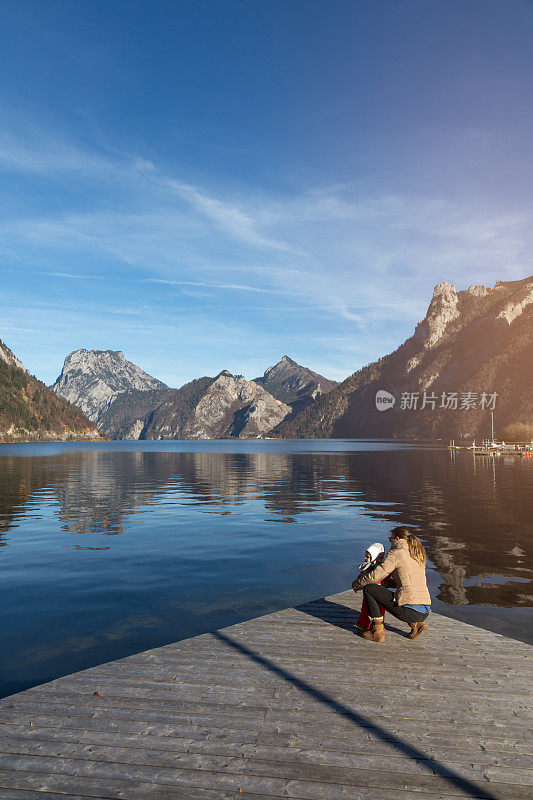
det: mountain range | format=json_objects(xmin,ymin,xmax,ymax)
[
  {"xmin": 1, "ymin": 275, "xmax": 531, "ymax": 442},
  {"xmin": 142, "ymin": 371, "xmax": 292, "ymax": 439},
  {"xmin": 52, "ymin": 353, "xmax": 337, "ymax": 440}
]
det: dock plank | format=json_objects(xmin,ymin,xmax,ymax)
[{"xmin": 0, "ymin": 589, "xmax": 531, "ymax": 799}]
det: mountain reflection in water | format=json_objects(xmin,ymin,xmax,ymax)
[{"xmin": 0, "ymin": 441, "xmax": 531, "ymax": 698}]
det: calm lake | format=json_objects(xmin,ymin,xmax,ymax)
[{"xmin": 0, "ymin": 439, "xmax": 531, "ymax": 698}]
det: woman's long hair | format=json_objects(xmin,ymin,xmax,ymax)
[{"xmin": 390, "ymin": 526, "xmax": 426, "ymax": 566}]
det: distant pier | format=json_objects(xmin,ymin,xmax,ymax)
[
  {"xmin": 449, "ymin": 439, "xmax": 533, "ymax": 458},
  {"xmin": 0, "ymin": 589, "xmax": 531, "ymax": 799}
]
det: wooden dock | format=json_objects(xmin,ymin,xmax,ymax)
[{"xmin": 0, "ymin": 589, "xmax": 531, "ymax": 799}]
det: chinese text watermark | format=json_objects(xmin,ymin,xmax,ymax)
[{"xmin": 375, "ymin": 390, "xmax": 498, "ymax": 412}]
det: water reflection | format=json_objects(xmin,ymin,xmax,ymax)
[
  {"xmin": 0, "ymin": 443, "xmax": 531, "ymax": 698},
  {"xmin": 1, "ymin": 446, "xmax": 531, "ymax": 608}
]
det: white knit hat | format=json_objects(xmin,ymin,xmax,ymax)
[{"xmin": 365, "ymin": 542, "xmax": 385, "ymax": 561}]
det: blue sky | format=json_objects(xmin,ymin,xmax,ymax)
[{"xmin": 1, "ymin": 0, "xmax": 532, "ymax": 387}]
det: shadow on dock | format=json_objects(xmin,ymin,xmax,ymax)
[
  {"xmin": 214, "ymin": 625, "xmax": 500, "ymax": 800},
  {"xmin": 295, "ymin": 596, "xmax": 407, "ymax": 637},
  {"xmin": 0, "ymin": 589, "xmax": 529, "ymax": 799}
]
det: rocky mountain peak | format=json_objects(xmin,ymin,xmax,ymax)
[
  {"xmin": 467, "ymin": 284, "xmax": 490, "ymax": 297},
  {"xmin": 413, "ymin": 278, "xmax": 533, "ymax": 351},
  {"xmin": 63, "ymin": 349, "xmax": 126, "ymax": 368},
  {"xmin": 141, "ymin": 371, "xmax": 291, "ymax": 440},
  {"xmin": 415, "ymin": 281, "xmax": 460, "ymax": 349},
  {"xmin": 255, "ymin": 356, "xmax": 338, "ymax": 407},
  {"xmin": 496, "ymin": 280, "xmax": 533, "ymax": 326},
  {"xmin": 53, "ymin": 348, "xmax": 168, "ymax": 424}
]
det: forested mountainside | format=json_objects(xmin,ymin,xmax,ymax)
[
  {"xmin": 274, "ymin": 277, "xmax": 533, "ymax": 440},
  {"xmin": 98, "ymin": 387, "xmax": 177, "ymax": 439},
  {"xmin": 0, "ymin": 339, "xmax": 99, "ymax": 442}
]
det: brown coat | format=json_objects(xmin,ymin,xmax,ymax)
[{"xmin": 352, "ymin": 539, "xmax": 431, "ymax": 606}]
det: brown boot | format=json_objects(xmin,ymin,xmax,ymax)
[
  {"xmin": 371, "ymin": 619, "xmax": 386, "ymax": 643},
  {"xmin": 360, "ymin": 618, "xmax": 385, "ymax": 642},
  {"xmin": 408, "ymin": 621, "xmax": 428, "ymax": 639}
]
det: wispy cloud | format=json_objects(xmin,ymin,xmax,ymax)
[
  {"xmin": 166, "ymin": 179, "xmax": 300, "ymax": 254},
  {"xmin": 145, "ymin": 278, "xmax": 283, "ymax": 294},
  {"xmin": 0, "ymin": 129, "xmax": 113, "ymax": 176},
  {"xmin": 49, "ymin": 271, "xmax": 101, "ymax": 279},
  {"xmin": 1, "ymin": 120, "xmax": 532, "ymax": 385},
  {"xmin": 2, "ymin": 173, "xmax": 530, "ymax": 326}
]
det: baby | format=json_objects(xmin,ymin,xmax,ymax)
[{"xmin": 354, "ymin": 542, "xmax": 386, "ymax": 635}]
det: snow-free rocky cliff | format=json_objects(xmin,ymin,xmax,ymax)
[
  {"xmin": 0, "ymin": 340, "xmax": 27, "ymax": 373},
  {"xmin": 275, "ymin": 276, "xmax": 533, "ymax": 440},
  {"xmin": 255, "ymin": 355, "xmax": 337, "ymax": 415},
  {"xmin": 53, "ymin": 349, "xmax": 168, "ymax": 424},
  {"xmin": 143, "ymin": 371, "xmax": 291, "ymax": 439}
]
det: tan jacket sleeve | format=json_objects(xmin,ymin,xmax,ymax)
[{"xmin": 352, "ymin": 550, "xmax": 397, "ymax": 591}]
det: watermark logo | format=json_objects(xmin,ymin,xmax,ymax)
[
  {"xmin": 399, "ymin": 391, "xmax": 497, "ymax": 411},
  {"xmin": 375, "ymin": 389, "xmax": 396, "ymax": 411},
  {"xmin": 376, "ymin": 389, "xmax": 498, "ymax": 412}
]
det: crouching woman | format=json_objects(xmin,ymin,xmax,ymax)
[{"xmin": 352, "ymin": 527, "xmax": 431, "ymax": 642}]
